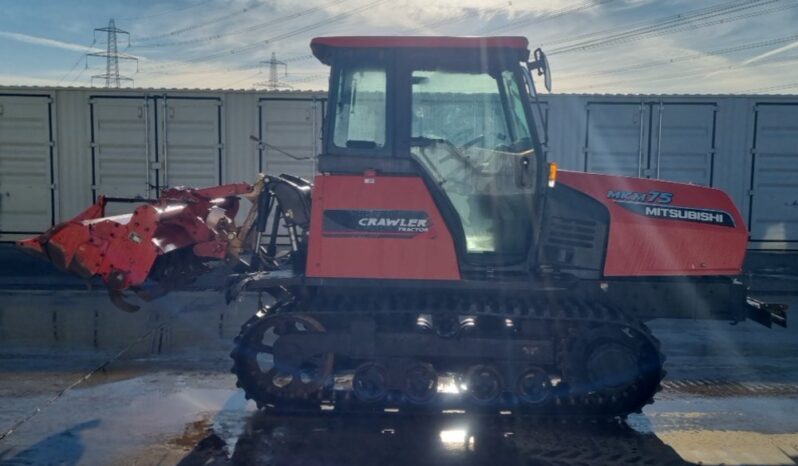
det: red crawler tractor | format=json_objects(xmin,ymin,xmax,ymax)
[{"xmin": 19, "ymin": 36, "xmax": 787, "ymax": 418}]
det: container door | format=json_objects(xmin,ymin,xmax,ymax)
[
  {"xmin": 159, "ymin": 97, "xmax": 222, "ymax": 189},
  {"xmin": 0, "ymin": 95, "xmax": 54, "ymax": 235},
  {"xmin": 584, "ymin": 103, "xmax": 648, "ymax": 177},
  {"xmin": 259, "ymin": 98, "xmax": 323, "ymax": 182},
  {"xmin": 90, "ymin": 97, "xmax": 154, "ymax": 211},
  {"xmin": 650, "ymin": 103, "xmax": 716, "ymax": 185},
  {"xmin": 749, "ymin": 104, "xmax": 798, "ymax": 246}
]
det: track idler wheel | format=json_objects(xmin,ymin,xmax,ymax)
[
  {"xmin": 586, "ymin": 343, "xmax": 639, "ymax": 390},
  {"xmin": 516, "ymin": 367, "xmax": 552, "ymax": 405},
  {"xmin": 231, "ymin": 312, "xmax": 333, "ymax": 408},
  {"xmin": 403, "ymin": 362, "xmax": 438, "ymax": 404},
  {"xmin": 562, "ymin": 323, "xmax": 663, "ymax": 415},
  {"xmin": 352, "ymin": 362, "xmax": 389, "ymax": 403},
  {"xmin": 465, "ymin": 364, "xmax": 504, "ymax": 405}
]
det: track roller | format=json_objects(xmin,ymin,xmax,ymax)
[
  {"xmin": 403, "ymin": 362, "xmax": 438, "ymax": 404},
  {"xmin": 516, "ymin": 367, "xmax": 552, "ymax": 405},
  {"xmin": 464, "ymin": 364, "xmax": 504, "ymax": 405},
  {"xmin": 352, "ymin": 362, "xmax": 389, "ymax": 403}
]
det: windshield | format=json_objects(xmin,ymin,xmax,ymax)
[{"xmin": 411, "ymin": 69, "xmax": 533, "ymax": 152}]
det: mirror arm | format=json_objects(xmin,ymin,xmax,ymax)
[{"xmin": 528, "ymin": 60, "xmax": 545, "ymax": 74}]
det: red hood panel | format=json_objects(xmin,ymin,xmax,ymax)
[{"xmin": 558, "ymin": 170, "xmax": 748, "ymax": 277}]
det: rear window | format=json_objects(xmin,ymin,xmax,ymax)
[{"xmin": 332, "ymin": 66, "xmax": 387, "ymax": 150}]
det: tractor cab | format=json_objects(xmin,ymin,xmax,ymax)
[{"xmin": 310, "ymin": 37, "xmax": 549, "ymax": 276}]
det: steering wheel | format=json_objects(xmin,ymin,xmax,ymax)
[
  {"xmin": 411, "ymin": 136, "xmax": 473, "ymax": 167},
  {"xmin": 459, "ymin": 134, "xmax": 485, "ymax": 150},
  {"xmin": 410, "ymin": 136, "xmax": 486, "ymax": 191}
]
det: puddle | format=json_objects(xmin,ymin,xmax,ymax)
[{"xmin": 169, "ymin": 415, "xmax": 215, "ymax": 449}]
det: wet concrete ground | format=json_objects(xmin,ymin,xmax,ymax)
[{"xmin": 1, "ymin": 315, "xmax": 797, "ymax": 466}]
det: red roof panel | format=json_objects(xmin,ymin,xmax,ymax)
[{"xmin": 311, "ymin": 36, "xmax": 530, "ymax": 64}]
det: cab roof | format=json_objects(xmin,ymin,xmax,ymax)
[{"xmin": 310, "ymin": 36, "xmax": 530, "ymax": 65}]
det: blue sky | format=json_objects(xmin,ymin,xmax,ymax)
[{"xmin": 0, "ymin": 0, "xmax": 796, "ymax": 93}]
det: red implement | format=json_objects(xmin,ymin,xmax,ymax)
[{"xmin": 17, "ymin": 183, "xmax": 253, "ymax": 309}]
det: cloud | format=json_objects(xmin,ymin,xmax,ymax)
[
  {"xmin": 741, "ymin": 40, "xmax": 798, "ymax": 66},
  {"xmin": 0, "ymin": 73, "xmax": 65, "ymax": 87},
  {"xmin": 0, "ymin": 31, "xmax": 100, "ymax": 53},
  {"xmin": 3, "ymin": 0, "xmax": 797, "ymax": 93}
]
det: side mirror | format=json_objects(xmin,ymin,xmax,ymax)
[{"xmin": 528, "ymin": 48, "xmax": 551, "ymax": 93}]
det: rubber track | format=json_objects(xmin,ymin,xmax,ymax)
[{"xmin": 230, "ymin": 290, "xmax": 666, "ymax": 419}]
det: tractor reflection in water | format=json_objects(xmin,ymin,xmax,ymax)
[{"xmin": 176, "ymin": 413, "xmax": 692, "ymax": 466}]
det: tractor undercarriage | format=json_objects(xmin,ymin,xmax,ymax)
[{"xmin": 230, "ymin": 290, "xmax": 665, "ymax": 419}]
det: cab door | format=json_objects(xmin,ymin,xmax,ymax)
[
  {"xmin": 401, "ymin": 54, "xmax": 539, "ymax": 267},
  {"xmin": 306, "ymin": 53, "xmax": 461, "ymax": 280}
]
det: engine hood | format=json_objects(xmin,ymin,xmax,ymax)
[{"xmin": 557, "ymin": 170, "xmax": 748, "ymax": 277}]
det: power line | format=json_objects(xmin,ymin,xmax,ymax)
[
  {"xmin": 283, "ymin": 54, "xmax": 315, "ymax": 63},
  {"xmin": 562, "ymin": 33, "xmax": 798, "ymax": 78},
  {"xmin": 137, "ymin": 0, "xmax": 388, "ymax": 74},
  {"xmin": 141, "ymin": 54, "xmax": 315, "ymax": 78},
  {"xmin": 569, "ymin": 52, "xmax": 798, "ymax": 92},
  {"xmin": 70, "ymin": 66, "xmax": 88, "ymax": 86},
  {"xmin": 56, "ymin": 40, "xmax": 96, "ymax": 85},
  {"xmin": 482, "ymin": 0, "xmax": 616, "ymax": 35},
  {"xmin": 131, "ymin": 0, "xmax": 349, "ymax": 49},
  {"xmin": 284, "ymin": 72, "xmax": 329, "ymax": 83},
  {"xmin": 544, "ymin": 0, "xmax": 760, "ymax": 45},
  {"xmin": 547, "ymin": 0, "xmax": 792, "ymax": 55},
  {"xmin": 117, "ymin": 0, "xmax": 215, "ymax": 21},
  {"xmin": 582, "ymin": 69, "xmax": 716, "ymax": 91},
  {"xmin": 577, "ymin": 1, "xmax": 798, "ymax": 54},
  {"xmin": 134, "ymin": 1, "xmax": 270, "ymax": 42},
  {"xmin": 221, "ymin": 70, "xmax": 263, "ymax": 88},
  {"xmin": 400, "ymin": 6, "xmax": 506, "ymax": 34},
  {"xmin": 744, "ymin": 81, "xmax": 798, "ymax": 93}
]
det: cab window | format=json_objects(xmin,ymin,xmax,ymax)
[{"xmin": 332, "ymin": 66, "xmax": 387, "ymax": 150}]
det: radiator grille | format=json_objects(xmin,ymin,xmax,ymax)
[{"xmin": 545, "ymin": 216, "xmax": 597, "ymax": 250}]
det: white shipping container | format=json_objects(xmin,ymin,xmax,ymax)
[
  {"xmin": 0, "ymin": 86, "xmax": 796, "ymax": 251},
  {"xmin": 0, "ymin": 94, "xmax": 54, "ymax": 234},
  {"xmin": 584, "ymin": 102, "xmax": 646, "ymax": 177},
  {"xmin": 652, "ymin": 103, "xmax": 716, "ymax": 186},
  {"xmin": 259, "ymin": 97, "xmax": 324, "ymax": 183},
  {"xmin": 90, "ymin": 96, "xmax": 151, "ymax": 202},
  {"xmin": 749, "ymin": 103, "xmax": 798, "ymax": 248}
]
